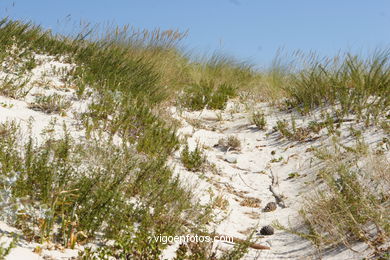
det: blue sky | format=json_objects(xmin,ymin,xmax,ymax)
[{"xmin": 1, "ymin": 0, "xmax": 389, "ymax": 67}]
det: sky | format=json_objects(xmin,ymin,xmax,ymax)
[{"xmin": 1, "ymin": 0, "xmax": 389, "ymax": 67}]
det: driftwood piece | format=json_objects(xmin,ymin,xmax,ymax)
[
  {"xmin": 269, "ymin": 185, "xmax": 286, "ymax": 208},
  {"xmin": 269, "ymin": 169, "xmax": 287, "ymax": 208}
]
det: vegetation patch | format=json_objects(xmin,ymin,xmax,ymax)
[
  {"xmin": 1, "ymin": 17, "xmax": 389, "ymax": 259},
  {"xmin": 180, "ymin": 144, "xmax": 206, "ymax": 172},
  {"xmin": 180, "ymin": 80, "xmax": 236, "ymax": 111},
  {"xmin": 284, "ymin": 51, "xmax": 390, "ymax": 122},
  {"xmin": 251, "ymin": 110, "xmax": 267, "ymax": 130},
  {"xmin": 0, "ymin": 122, "xmax": 206, "ymax": 255},
  {"xmin": 28, "ymin": 94, "xmax": 72, "ymax": 114}
]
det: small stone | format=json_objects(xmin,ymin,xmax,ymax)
[
  {"xmin": 260, "ymin": 225, "xmax": 274, "ymax": 235},
  {"xmin": 263, "ymin": 202, "xmax": 277, "ymax": 212},
  {"xmin": 224, "ymin": 155, "xmax": 237, "ymax": 163}
]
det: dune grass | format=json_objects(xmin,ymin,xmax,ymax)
[
  {"xmin": 302, "ymin": 140, "xmax": 389, "ymax": 257},
  {"xmin": 0, "ymin": 17, "xmax": 389, "ymax": 258},
  {"xmin": 284, "ymin": 51, "xmax": 390, "ymax": 118},
  {"xmin": 275, "ymin": 137, "xmax": 390, "ymax": 258}
]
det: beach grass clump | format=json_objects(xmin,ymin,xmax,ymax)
[
  {"xmin": 284, "ymin": 51, "xmax": 390, "ymax": 119},
  {"xmin": 274, "ymin": 117, "xmax": 326, "ymax": 142},
  {"xmin": 274, "ymin": 139, "xmax": 389, "ymax": 258},
  {"xmin": 299, "ymin": 140, "xmax": 390, "ymax": 256},
  {"xmin": 275, "ymin": 120, "xmax": 294, "ymax": 140},
  {"xmin": 84, "ymin": 94, "xmax": 179, "ymax": 157},
  {"xmin": 180, "ymin": 79, "xmax": 236, "ymax": 110},
  {"xmin": 0, "ymin": 18, "xmax": 261, "ymax": 105}
]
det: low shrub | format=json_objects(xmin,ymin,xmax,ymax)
[
  {"xmin": 181, "ymin": 144, "xmax": 206, "ymax": 172},
  {"xmin": 251, "ymin": 111, "xmax": 267, "ymax": 130},
  {"xmin": 0, "ymin": 123, "xmax": 201, "ymax": 253},
  {"xmin": 180, "ymin": 80, "xmax": 236, "ymax": 111}
]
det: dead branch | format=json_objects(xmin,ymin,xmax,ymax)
[
  {"xmin": 269, "ymin": 185, "xmax": 286, "ymax": 208},
  {"xmin": 269, "ymin": 169, "xmax": 286, "ymax": 208}
]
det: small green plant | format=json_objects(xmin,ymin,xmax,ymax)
[
  {"xmin": 274, "ymin": 119, "xmax": 312, "ymax": 141},
  {"xmin": 275, "ymin": 120, "xmax": 293, "ymax": 139},
  {"xmin": 381, "ymin": 120, "xmax": 390, "ymax": 135},
  {"xmin": 251, "ymin": 110, "xmax": 267, "ymax": 130},
  {"xmin": 287, "ymin": 172, "xmax": 300, "ymax": 179},
  {"xmin": 28, "ymin": 94, "xmax": 72, "ymax": 114},
  {"xmin": 0, "ymin": 76, "xmax": 30, "ymax": 99},
  {"xmin": 270, "ymin": 156, "xmax": 283, "ymax": 163},
  {"xmin": 0, "ymin": 235, "xmax": 17, "ymax": 259},
  {"xmin": 181, "ymin": 144, "xmax": 206, "ymax": 172},
  {"xmin": 180, "ymin": 80, "xmax": 236, "ymax": 111},
  {"xmin": 307, "ymin": 121, "xmax": 324, "ymax": 134}
]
